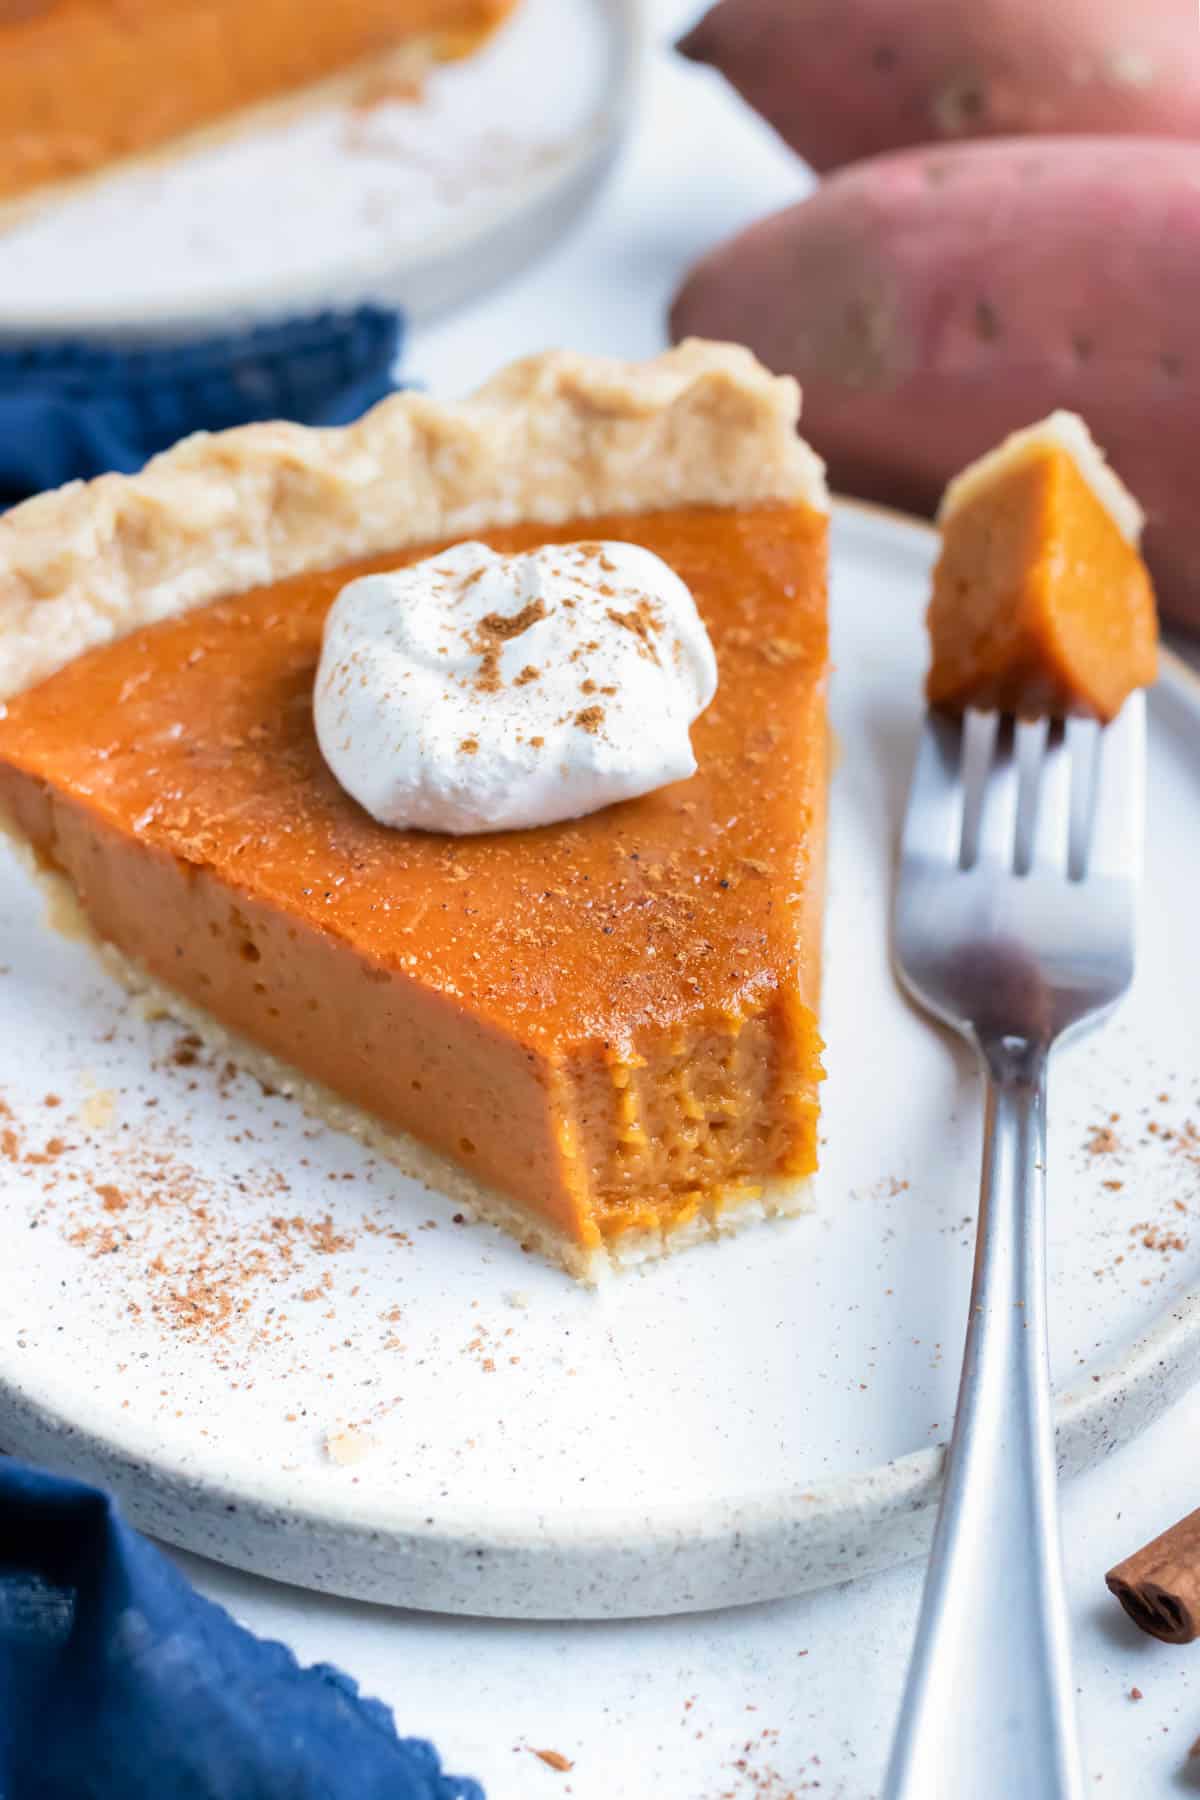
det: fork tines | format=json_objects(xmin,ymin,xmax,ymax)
[{"xmin": 910, "ymin": 696, "xmax": 1145, "ymax": 886}]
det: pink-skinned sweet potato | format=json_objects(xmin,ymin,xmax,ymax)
[
  {"xmin": 679, "ymin": 0, "xmax": 1200, "ymax": 172},
  {"xmin": 669, "ymin": 138, "xmax": 1200, "ymax": 630}
]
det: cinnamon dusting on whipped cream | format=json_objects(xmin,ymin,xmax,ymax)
[{"xmin": 314, "ymin": 539, "xmax": 717, "ymax": 835}]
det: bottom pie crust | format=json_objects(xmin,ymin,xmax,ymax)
[{"xmin": 2, "ymin": 825, "xmax": 814, "ymax": 1283}]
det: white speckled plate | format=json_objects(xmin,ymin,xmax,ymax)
[
  {"xmin": 0, "ymin": 0, "xmax": 641, "ymax": 334},
  {"xmin": 2, "ymin": 502, "xmax": 1199, "ymax": 1621}
]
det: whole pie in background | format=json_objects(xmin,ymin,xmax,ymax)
[{"xmin": 0, "ymin": 342, "xmax": 830, "ymax": 1281}]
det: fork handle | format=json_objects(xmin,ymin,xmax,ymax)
[{"xmin": 882, "ymin": 1044, "xmax": 1085, "ymax": 1800}]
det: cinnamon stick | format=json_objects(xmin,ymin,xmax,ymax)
[{"xmin": 1106, "ymin": 1508, "xmax": 1200, "ymax": 1643}]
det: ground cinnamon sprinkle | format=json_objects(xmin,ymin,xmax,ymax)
[
  {"xmin": 23, "ymin": 1136, "xmax": 67, "ymax": 1167},
  {"xmin": 477, "ymin": 597, "xmax": 548, "ymax": 642},
  {"xmin": 1083, "ymin": 1090, "xmax": 1200, "ymax": 1282},
  {"xmin": 574, "ymin": 705, "xmax": 605, "ymax": 735},
  {"xmin": 606, "ymin": 599, "xmax": 662, "ymax": 662},
  {"xmin": 0, "ymin": 1039, "xmax": 414, "ymax": 1374},
  {"xmin": 573, "ymin": 543, "xmax": 619, "ymax": 575},
  {"xmin": 469, "ymin": 596, "xmax": 548, "ymax": 694},
  {"xmin": 715, "ymin": 1737, "xmax": 818, "ymax": 1798},
  {"xmin": 1136, "ymin": 1223, "xmax": 1188, "ymax": 1255},
  {"xmin": 310, "ymin": 1215, "xmax": 354, "ymax": 1254},
  {"xmin": 473, "ymin": 646, "xmax": 502, "ymax": 694}
]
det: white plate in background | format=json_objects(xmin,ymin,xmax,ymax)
[{"xmin": 0, "ymin": 0, "xmax": 642, "ymax": 336}]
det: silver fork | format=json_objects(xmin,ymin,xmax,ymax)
[{"xmin": 883, "ymin": 695, "xmax": 1146, "ymax": 1800}]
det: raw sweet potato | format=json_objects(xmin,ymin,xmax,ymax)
[
  {"xmin": 669, "ymin": 138, "xmax": 1200, "ymax": 630},
  {"xmin": 679, "ymin": 0, "xmax": 1200, "ymax": 172}
]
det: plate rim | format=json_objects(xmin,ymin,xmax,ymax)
[{"xmin": 3, "ymin": 496, "xmax": 1198, "ymax": 1618}]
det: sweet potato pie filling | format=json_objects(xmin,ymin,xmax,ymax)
[
  {"xmin": 0, "ymin": 504, "xmax": 828, "ymax": 1254},
  {"xmin": 928, "ymin": 444, "xmax": 1157, "ymax": 723}
]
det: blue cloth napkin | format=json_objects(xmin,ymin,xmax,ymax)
[
  {"xmin": 0, "ymin": 308, "xmax": 403, "ymax": 507},
  {"xmin": 0, "ymin": 1457, "xmax": 484, "ymax": 1800}
]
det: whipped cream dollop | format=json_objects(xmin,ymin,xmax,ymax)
[{"xmin": 314, "ymin": 540, "xmax": 718, "ymax": 835}]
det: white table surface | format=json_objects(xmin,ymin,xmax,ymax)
[{"xmin": 174, "ymin": 5, "xmax": 1200, "ymax": 1793}]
